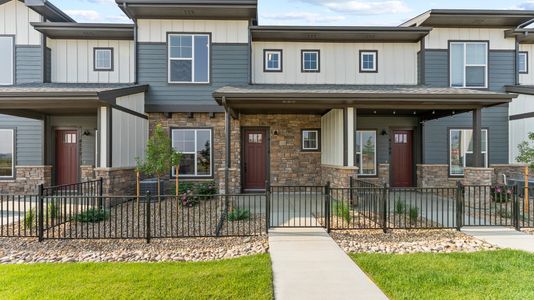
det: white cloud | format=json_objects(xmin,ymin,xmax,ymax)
[
  {"xmin": 262, "ymin": 12, "xmax": 346, "ymax": 25},
  {"xmin": 296, "ymin": 0, "xmax": 411, "ymax": 15},
  {"xmin": 64, "ymin": 10, "xmax": 102, "ymax": 22},
  {"xmin": 516, "ymin": 1, "xmax": 534, "ymax": 10}
]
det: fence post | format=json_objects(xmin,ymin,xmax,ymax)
[
  {"xmin": 514, "ymin": 185, "xmax": 521, "ymax": 231},
  {"xmin": 349, "ymin": 176, "xmax": 354, "ymax": 206},
  {"xmin": 455, "ymin": 181, "xmax": 463, "ymax": 231},
  {"xmin": 98, "ymin": 177, "xmax": 104, "ymax": 209},
  {"xmin": 265, "ymin": 180, "xmax": 271, "ymax": 234},
  {"xmin": 145, "ymin": 191, "xmax": 151, "ymax": 244},
  {"xmin": 325, "ymin": 181, "xmax": 331, "ymax": 233},
  {"xmin": 381, "ymin": 183, "xmax": 388, "ymax": 233},
  {"xmin": 38, "ymin": 184, "xmax": 44, "ymax": 242}
]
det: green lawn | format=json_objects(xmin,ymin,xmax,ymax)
[
  {"xmin": 0, "ymin": 254, "xmax": 272, "ymax": 300},
  {"xmin": 351, "ymin": 250, "xmax": 534, "ymax": 300}
]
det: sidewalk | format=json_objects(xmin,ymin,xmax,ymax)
[
  {"xmin": 268, "ymin": 228, "xmax": 388, "ymax": 300},
  {"xmin": 462, "ymin": 227, "xmax": 534, "ymax": 253}
]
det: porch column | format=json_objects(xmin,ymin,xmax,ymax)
[
  {"xmin": 472, "ymin": 108, "xmax": 483, "ymax": 168},
  {"xmin": 224, "ymin": 110, "xmax": 231, "ymax": 194}
]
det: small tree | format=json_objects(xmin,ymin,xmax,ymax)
[
  {"xmin": 517, "ymin": 132, "xmax": 534, "ymax": 169},
  {"xmin": 136, "ymin": 124, "xmax": 181, "ymax": 205}
]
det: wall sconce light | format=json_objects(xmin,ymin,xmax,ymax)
[
  {"xmin": 381, "ymin": 129, "xmax": 388, "ymax": 136},
  {"xmin": 83, "ymin": 130, "xmax": 91, "ymax": 136},
  {"xmin": 273, "ymin": 130, "xmax": 279, "ymax": 136}
]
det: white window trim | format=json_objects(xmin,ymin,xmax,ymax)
[
  {"xmin": 302, "ymin": 50, "xmax": 319, "ymax": 72},
  {"xmin": 360, "ymin": 51, "xmax": 377, "ymax": 72},
  {"xmin": 449, "ymin": 42, "xmax": 488, "ymax": 89},
  {"xmin": 264, "ymin": 50, "xmax": 282, "ymax": 72},
  {"xmin": 449, "ymin": 129, "xmax": 488, "ymax": 176},
  {"xmin": 0, "ymin": 129, "xmax": 15, "ymax": 179},
  {"xmin": 302, "ymin": 129, "xmax": 319, "ymax": 150},
  {"xmin": 356, "ymin": 130, "xmax": 377, "ymax": 176},
  {"xmin": 519, "ymin": 52, "xmax": 528, "ymax": 74},
  {"xmin": 171, "ymin": 128, "xmax": 213, "ymax": 178},
  {"xmin": 94, "ymin": 48, "xmax": 113, "ymax": 71},
  {"xmin": 168, "ymin": 34, "xmax": 210, "ymax": 84}
]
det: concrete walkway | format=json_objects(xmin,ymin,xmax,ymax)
[
  {"xmin": 269, "ymin": 228, "xmax": 388, "ymax": 300},
  {"xmin": 462, "ymin": 226, "xmax": 534, "ymax": 253}
]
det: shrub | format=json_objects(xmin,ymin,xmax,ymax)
[
  {"xmin": 333, "ymin": 200, "xmax": 351, "ymax": 223},
  {"xmin": 24, "ymin": 209, "xmax": 35, "ymax": 229},
  {"xmin": 491, "ymin": 186, "xmax": 513, "ymax": 203},
  {"xmin": 228, "ymin": 208, "xmax": 250, "ymax": 221},
  {"xmin": 74, "ymin": 208, "xmax": 109, "ymax": 223},
  {"xmin": 408, "ymin": 207, "xmax": 419, "ymax": 224},
  {"xmin": 47, "ymin": 200, "xmax": 60, "ymax": 219},
  {"xmin": 173, "ymin": 181, "xmax": 218, "ymax": 207},
  {"xmin": 394, "ymin": 199, "xmax": 406, "ymax": 215}
]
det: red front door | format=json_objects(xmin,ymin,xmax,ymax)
[
  {"xmin": 55, "ymin": 130, "xmax": 79, "ymax": 185},
  {"xmin": 391, "ymin": 130, "xmax": 413, "ymax": 187},
  {"xmin": 243, "ymin": 128, "xmax": 267, "ymax": 191}
]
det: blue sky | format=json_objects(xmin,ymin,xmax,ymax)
[{"xmin": 55, "ymin": 0, "xmax": 534, "ymax": 26}]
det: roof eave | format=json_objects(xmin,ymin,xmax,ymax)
[{"xmin": 24, "ymin": 0, "xmax": 76, "ymax": 23}]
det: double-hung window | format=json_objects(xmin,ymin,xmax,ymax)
[
  {"xmin": 302, "ymin": 129, "xmax": 320, "ymax": 151},
  {"xmin": 450, "ymin": 42, "xmax": 488, "ymax": 88},
  {"xmin": 94, "ymin": 48, "xmax": 113, "ymax": 71},
  {"xmin": 0, "ymin": 36, "xmax": 14, "ymax": 85},
  {"xmin": 0, "ymin": 129, "xmax": 14, "ymax": 178},
  {"xmin": 359, "ymin": 50, "xmax": 377, "ymax": 72},
  {"xmin": 264, "ymin": 50, "xmax": 282, "ymax": 72},
  {"xmin": 301, "ymin": 50, "xmax": 319, "ymax": 72},
  {"xmin": 355, "ymin": 130, "xmax": 377, "ymax": 176},
  {"xmin": 449, "ymin": 129, "xmax": 488, "ymax": 176},
  {"xmin": 171, "ymin": 128, "xmax": 212, "ymax": 177},
  {"xmin": 519, "ymin": 52, "xmax": 529, "ymax": 74},
  {"xmin": 168, "ymin": 34, "xmax": 210, "ymax": 83}
]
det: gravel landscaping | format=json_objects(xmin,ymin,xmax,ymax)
[
  {"xmin": 522, "ymin": 228, "xmax": 534, "ymax": 235},
  {"xmin": 0, "ymin": 236, "xmax": 268, "ymax": 264},
  {"xmin": 332, "ymin": 229, "xmax": 497, "ymax": 254}
]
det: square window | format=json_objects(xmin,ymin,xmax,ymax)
[
  {"xmin": 94, "ymin": 48, "xmax": 113, "ymax": 71},
  {"xmin": 519, "ymin": 52, "xmax": 528, "ymax": 74},
  {"xmin": 302, "ymin": 129, "xmax": 320, "ymax": 151},
  {"xmin": 172, "ymin": 129, "xmax": 212, "ymax": 177},
  {"xmin": 450, "ymin": 42, "xmax": 488, "ymax": 88},
  {"xmin": 168, "ymin": 34, "xmax": 210, "ymax": 83},
  {"xmin": 360, "ymin": 51, "xmax": 377, "ymax": 72},
  {"xmin": 264, "ymin": 50, "xmax": 282, "ymax": 72},
  {"xmin": 302, "ymin": 50, "xmax": 319, "ymax": 72}
]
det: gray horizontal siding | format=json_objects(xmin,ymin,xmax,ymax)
[
  {"xmin": 15, "ymin": 46, "xmax": 42, "ymax": 84},
  {"xmin": 138, "ymin": 43, "xmax": 249, "ymax": 109},
  {"xmin": 422, "ymin": 105, "xmax": 509, "ymax": 165},
  {"xmin": 0, "ymin": 115, "xmax": 43, "ymax": 166},
  {"xmin": 423, "ymin": 49, "xmax": 516, "ymax": 92}
]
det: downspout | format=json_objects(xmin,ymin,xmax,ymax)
[{"xmin": 122, "ymin": 3, "xmax": 138, "ymax": 84}]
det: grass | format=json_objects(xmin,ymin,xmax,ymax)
[
  {"xmin": 351, "ymin": 250, "xmax": 534, "ymax": 300},
  {"xmin": 0, "ymin": 254, "xmax": 272, "ymax": 300}
]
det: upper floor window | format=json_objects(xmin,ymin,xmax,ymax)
[
  {"xmin": 0, "ymin": 129, "xmax": 14, "ymax": 178},
  {"xmin": 0, "ymin": 36, "xmax": 14, "ymax": 85},
  {"xmin": 449, "ymin": 129, "xmax": 488, "ymax": 176},
  {"xmin": 264, "ymin": 49, "xmax": 282, "ymax": 72},
  {"xmin": 171, "ymin": 128, "xmax": 212, "ymax": 178},
  {"xmin": 450, "ymin": 42, "xmax": 488, "ymax": 88},
  {"xmin": 301, "ymin": 50, "xmax": 320, "ymax": 72},
  {"xmin": 168, "ymin": 34, "xmax": 210, "ymax": 83},
  {"xmin": 359, "ymin": 50, "xmax": 377, "ymax": 73},
  {"xmin": 356, "ymin": 130, "xmax": 377, "ymax": 176},
  {"xmin": 94, "ymin": 48, "xmax": 113, "ymax": 71},
  {"xmin": 519, "ymin": 52, "xmax": 529, "ymax": 74}
]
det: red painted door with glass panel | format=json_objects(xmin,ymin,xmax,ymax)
[
  {"xmin": 391, "ymin": 130, "xmax": 413, "ymax": 187},
  {"xmin": 243, "ymin": 128, "xmax": 267, "ymax": 191},
  {"xmin": 55, "ymin": 130, "xmax": 79, "ymax": 185}
]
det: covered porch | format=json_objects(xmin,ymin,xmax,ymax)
[
  {"xmin": 213, "ymin": 84, "xmax": 516, "ymax": 192},
  {"xmin": 0, "ymin": 83, "xmax": 148, "ymax": 194}
]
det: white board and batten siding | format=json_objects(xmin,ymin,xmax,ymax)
[
  {"xmin": 509, "ymin": 94, "xmax": 534, "ymax": 163},
  {"xmin": 252, "ymin": 42, "xmax": 418, "ymax": 85},
  {"xmin": 519, "ymin": 44, "xmax": 534, "ymax": 85},
  {"xmin": 321, "ymin": 109, "xmax": 344, "ymax": 166},
  {"xmin": 0, "ymin": 0, "xmax": 41, "ymax": 45},
  {"xmin": 48, "ymin": 39, "xmax": 135, "ymax": 83},
  {"xmin": 424, "ymin": 28, "xmax": 515, "ymax": 50},
  {"xmin": 137, "ymin": 20, "xmax": 249, "ymax": 43},
  {"xmin": 112, "ymin": 93, "xmax": 148, "ymax": 168}
]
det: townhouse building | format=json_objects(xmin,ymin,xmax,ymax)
[{"xmin": 0, "ymin": 0, "xmax": 530, "ymax": 195}]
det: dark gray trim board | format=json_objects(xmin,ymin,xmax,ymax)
[
  {"xmin": 145, "ymin": 104, "xmax": 225, "ymax": 113},
  {"xmin": 31, "ymin": 22, "xmax": 134, "ymax": 40},
  {"xmin": 510, "ymin": 112, "xmax": 534, "ymax": 121}
]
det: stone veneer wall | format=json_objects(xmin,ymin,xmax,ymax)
[
  {"xmin": 416, "ymin": 164, "xmax": 455, "ymax": 187},
  {"xmin": 0, "ymin": 166, "xmax": 52, "ymax": 194},
  {"xmin": 321, "ymin": 165, "xmax": 358, "ymax": 188},
  {"xmin": 240, "ymin": 114, "xmax": 322, "ymax": 186},
  {"xmin": 359, "ymin": 163, "xmax": 390, "ymax": 186},
  {"xmin": 94, "ymin": 167, "xmax": 136, "ymax": 197},
  {"xmin": 80, "ymin": 165, "xmax": 96, "ymax": 182},
  {"xmin": 491, "ymin": 164, "xmax": 530, "ymax": 185}
]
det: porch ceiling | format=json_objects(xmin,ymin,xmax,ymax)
[{"xmin": 213, "ymin": 85, "xmax": 516, "ymax": 116}]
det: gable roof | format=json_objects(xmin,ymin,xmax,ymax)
[
  {"xmin": 32, "ymin": 22, "xmax": 134, "ymax": 40},
  {"xmin": 401, "ymin": 9, "xmax": 534, "ymax": 28},
  {"xmin": 115, "ymin": 0, "xmax": 257, "ymax": 20}
]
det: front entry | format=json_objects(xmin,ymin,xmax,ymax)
[
  {"xmin": 391, "ymin": 129, "xmax": 413, "ymax": 187},
  {"xmin": 242, "ymin": 128, "xmax": 268, "ymax": 191},
  {"xmin": 55, "ymin": 129, "xmax": 79, "ymax": 185}
]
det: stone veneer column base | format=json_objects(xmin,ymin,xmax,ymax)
[
  {"xmin": 416, "ymin": 164, "xmax": 452, "ymax": 187},
  {"xmin": 0, "ymin": 166, "xmax": 52, "ymax": 194},
  {"xmin": 320, "ymin": 165, "xmax": 358, "ymax": 188},
  {"xmin": 491, "ymin": 164, "xmax": 529, "ymax": 185},
  {"xmin": 80, "ymin": 165, "xmax": 96, "ymax": 182},
  {"xmin": 217, "ymin": 168, "xmax": 240, "ymax": 194},
  {"xmin": 463, "ymin": 167, "xmax": 494, "ymax": 206},
  {"xmin": 94, "ymin": 167, "xmax": 136, "ymax": 197}
]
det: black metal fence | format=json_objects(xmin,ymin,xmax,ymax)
[
  {"xmin": 42, "ymin": 178, "xmax": 103, "ymax": 197},
  {"xmin": 1, "ymin": 181, "xmax": 533, "ymax": 242}
]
